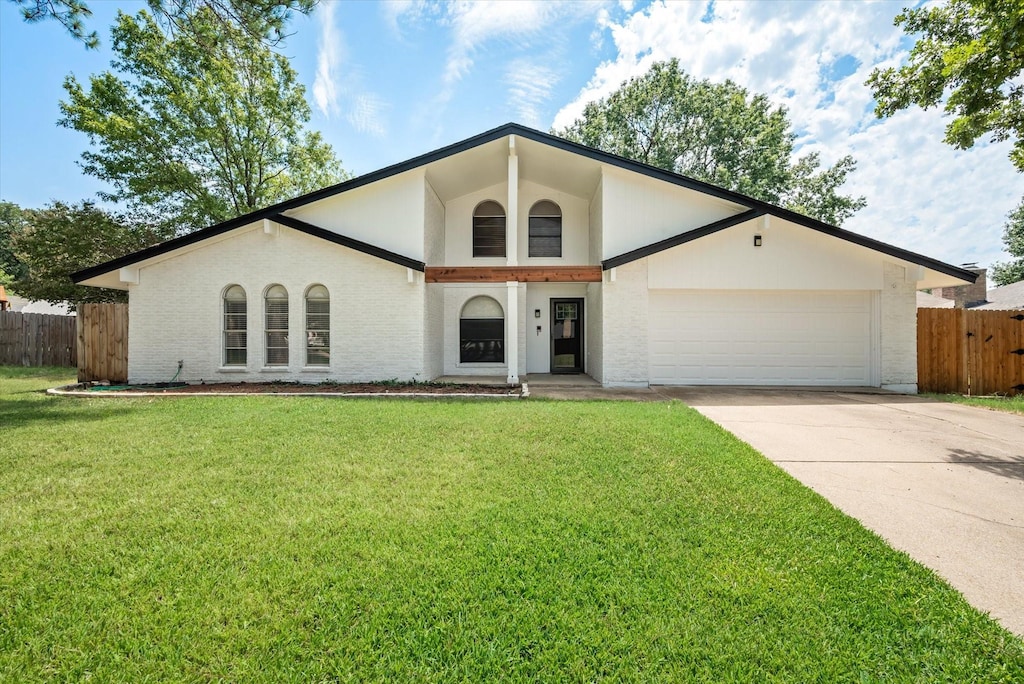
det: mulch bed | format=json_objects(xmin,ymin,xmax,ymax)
[{"xmin": 99, "ymin": 381, "xmax": 520, "ymax": 395}]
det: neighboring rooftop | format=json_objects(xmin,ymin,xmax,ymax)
[
  {"xmin": 917, "ymin": 291, "xmax": 955, "ymax": 309},
  {"xmin": 976, "ymin": 279, "xmax": 1024, "ymax": 310},
  {"xmin": 4, "ymin": 294, "xmax": 74, "ymax": 316}
]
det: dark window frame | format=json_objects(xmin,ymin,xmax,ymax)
[
  {"xmin": 473, "ymin": 201, "xmax": 506, "ymax": 258},
  {"xmin": 459, "ymin": 318, "xmax": 505, "ymax": 363},
  {"xmin": 305, "ymin": 284, "xmax": 330, "ymax": 367},
  {"xmin": 223, "ymin": 285, "xmax": 247, "ymax": 366},
  {"xmin": 528, "ymin": 200, "xmax": 562, "ymax": 258},
  {"xmin": 264, "ymin": 284, "xmax": 289, "ymax": 367}
]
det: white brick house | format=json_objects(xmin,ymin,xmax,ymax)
[{"xmin": 73, "ymin": 123, "xmax": 975, "ymax": 392}]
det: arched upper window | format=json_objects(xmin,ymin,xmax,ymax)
[
  {"xmin": 460, "ymin": 296, "xmax": 504, "ymax": 363},
  {"xmin": 264, "ymin": 284, "xmax": 289, "ymax": 366},
  {"xmin": 473, "ymin": 200, "xmax": 506, "ymax": 258},
  {"xmin": 305, "ymin": 285, "xmax": 330, "ymax": 367},
  {"xmin": 528, "ymin": 200, "xmax": 562, "ymax": 257},
  {"xmin": 223, "ymin": 285, "xmax": 247, "ymax": 366}
]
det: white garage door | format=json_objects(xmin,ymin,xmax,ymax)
[{"xmin": 649, "ymin": 290, "xmax": 875, "ymax": 385}]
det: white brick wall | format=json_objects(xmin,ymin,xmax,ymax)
[
  {"xmin": 128, "ymin": 223, "xmax": 425, "ymax": 384},
  {"xmin": 600, "ymin": 260, "xmax": 650, "ymax": 386},
  {"xmin": 424, "ymin": 180, "xmax": 445, "ymax": 265},
  {"xmin": 441, "ymin": 284, "xmax": 510, "ymax": 377},
  {"xmin": 880, "ymin": 261, "xmax": 918, "ymax": 392},
  {"xmin": 424, "ymin": 283, "xmax": 444, "ymax": 379},
  {"xmin": 586, "ymin": 281, "xmax": 603, "ymax": 382}
]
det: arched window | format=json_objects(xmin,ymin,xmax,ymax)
[
  {"xmin": 529, "ymin": 200, "xmax": 562, "ymax": 257},
  {"xmin": 305, "ymin": 285, "xmax": 330, "ymax": 367},
  {"xmin": 264, "ymin": 284, "xmax": 289, "ymax": 366},
  {"xmin": 473, "ymin": 200, "xmax": 506, "ymax": 258},
  {"xmin": 460, "ymin": 296, "xmax": 504, "ymax": 363},
  {"xmin": 223, "ymin": 285, "xmax": 247, "ymax": 366}
]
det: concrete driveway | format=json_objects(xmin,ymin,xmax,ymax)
[{"xmin": 660, "ymin": 388, "xmax": 1024, "ymax": 637}]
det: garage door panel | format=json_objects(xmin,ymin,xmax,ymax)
[{"xmin": 649, "ymin": 290, "xmax": 873, "ymax": 385}]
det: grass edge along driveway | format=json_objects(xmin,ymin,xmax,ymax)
[{"xmin": 1, "ymin": 367, "xmax": 1022, "ymax": 681}]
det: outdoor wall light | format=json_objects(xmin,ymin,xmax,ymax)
[
  {"xmin": 534, "ymin": 309, "xmax": 541, "ymax": 318},
  {"xmin": 754, "ymin": 234, "xmax": 762, "ymax": 247}
]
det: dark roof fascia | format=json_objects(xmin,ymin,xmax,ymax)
[
  {"xmin": 602, "ymin": 208, "xmax": 767, "ymax": 270},
  {"xmin": 790, "ymin": 216, "xmax": 978, "ymax": 283},
  {"xmin": 72, "ymin": 121, "xmax": 976, "ymax": 285},
  {"xmin": 508, "ymin": 126, "xmax": 763, "ymax": 209},
  {"xmin": 507, "ymin": 126, "xmax": 976, "ymax": 283},
  {"xmin": 602, "ymin": 203, "xmax": 977, "ymax": 283},
  {"xmin": 270, "ymin": 214, "xmax": 424, "ymax": 271},
  {"xmin": 72, "ymin": 213, "xmax": 262, "ymax": 283},
  {"xmin": 71, "ymin": 123, "xmax": 521, "ymax": 283}
]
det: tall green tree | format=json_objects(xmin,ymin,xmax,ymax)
[
  {"xmin": 991, "ymin": 200, "xmax": 1024, "ymax": 285},
  {"xmin": 11, "ymin": 201, "xmax": 172, "ymax": 305},
  {"xmin": 556, "ymin": 60, "xmax": 866, "ymax": 226},
  {"xmin": 0, "ymin": 201, "xmax": 30, "ymax": 288},
  {"xmin": 60, "ymin": 8, "xmax": 345, "ymax": 232},
  {"xmin": 867, "ymin": 0, "xmax": 1024, "ymax": 171},
  {"xmin": 11, "ymin": 0, "xmax": 317, "ymax": 48},
  {"xmin": 867, "ymin": 0, "xmax": 1024, "ymax": 283}
]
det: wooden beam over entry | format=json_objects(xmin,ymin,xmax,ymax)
[{"xmin": 425, "ymin": 266, "xmax": 602, "ymax": 283}]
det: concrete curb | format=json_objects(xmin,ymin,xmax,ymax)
[{"xmin": 46, "ymin": 385, "xmax": 524, "ymax": 400}]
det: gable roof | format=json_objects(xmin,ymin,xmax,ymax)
[
  {"xmin": 975, "ymin": 278, "xmax": 1024, "ymax": 309},
  {"xmin": 72, "ymin": 122, "xmax": 976, "ymax": 285}
]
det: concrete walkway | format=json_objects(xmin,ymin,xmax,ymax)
[{"xmin": 661, "ymin": 388, "xmax": 1024, "ymax": 637}]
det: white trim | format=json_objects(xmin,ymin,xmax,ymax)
[
  {"xmin": 507, "ymin": 142, "xmax": 519, "ymax": 267},
  {"xmin": 871, "ymin": 290, "xmax": 882, "ymax": 387},
  {"xmin": 119, "ymin": 267, "xmax": 139, "ymax": 284},
  {"xmin": 506, "ymin": 281, "xmax": 520, "ymax": 384},
  {"xmin": 881, "ymin": 383, "xmax": 918, "ymax": 394}
]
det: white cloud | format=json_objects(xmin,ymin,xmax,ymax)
[
  {"xmin": 552, "ymin": 0, "xmax": 1023, "ymax": 267},
  {"xmin": 380, "ymin": 0, "xmax": 435, "ymax": 37},
  {"xmin": 312, "ymin": 1, "xmax": 342, "ymax": 118},
  {"xmin": 348, "ymin": 93, "xmax": 389, "ymax": 138},
  {"xmin": 312, "ymin": 2, "xmax": 390, "ymax": 138},
  {"xmin": 434, "ymin": 1, "xmax": 602, "ymax": 108},
  {"xmin": 505, "ymin": 60, "xmax": 560, "ymax": 127}
]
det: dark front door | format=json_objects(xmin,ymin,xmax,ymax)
[{"xmin": 551, "ymin": 298, "xmax": 583, "ymax": 373}]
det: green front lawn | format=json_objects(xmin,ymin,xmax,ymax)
[
  {"xmin": 928, "ymin": 392, "xmax": 1024, "ymax": 416},
  {"xmin": 2, "ymin": 367, "xmax": 1022, "ymax": 681}
]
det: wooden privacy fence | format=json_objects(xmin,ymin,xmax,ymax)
[
  {"xmin": 918, "ymin": 308, "xmax": 1024, "ymax": 396},
  {"xmin": 77, "ymin": 303, "xmax": 128, "ymax": 383},
  {"xmin": 0, "ymin": 311, "xmax": 77, "ymax": 367}
]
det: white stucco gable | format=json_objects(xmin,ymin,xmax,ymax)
[
  {"xmin": 599, "ymin": 164, "xmax": 748, "ymax": 260},
  {"xmin": 287, "ymin": 168, "xmax": 427, "ymax": 261}
]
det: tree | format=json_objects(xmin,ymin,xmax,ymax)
[
  {"xmin": 10, "ymin": 0, "xmax": 318, "ymax": 48},
  {"xmin": 555, "ymin": 60, "xmax": 866, "ymax": 226},
  {"xmin": 0, "ymin": 201, "xmax": 29, "ymax": 286},
  {"xmin": 11, "ymin": 201, "xmax": 171, "ymax": 305},
  {"xmin": 991, "ymin": 200, "xmax": 1024, "ymax": 285},
  {"xmin": 60, "ymin": 8, "xmax": 345, "ymax": 232},
  {"xmin": 867, "ymin": 0, "xmax": 1024, "ymax": 171}
]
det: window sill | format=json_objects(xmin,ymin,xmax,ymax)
[
  {"xmin": 456, "ymin": 362, "xmax": 507, "ymax": 369},
  {"xmin": 301, "ymin": 366, "xmax": 330, "ymax": 372},
  {"xmin": 260, "ymin": 366, "xmax": 289, "ymax": 372},
  {"xmin": 218, "ymin": 366, "xmax": 247, "ymax": 373}
]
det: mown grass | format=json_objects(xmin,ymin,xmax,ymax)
[
  {"xmin": 927, "ymin": 392, "xmax": 1024, "ymax": 416},
  {"xmin": 2, "ymin": 367, "xmax": 1022, "ymax": 681}
]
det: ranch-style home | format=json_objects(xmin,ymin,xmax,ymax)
[{"xmin": 73, "ymin": 123, "xmax": 975, "ymax": 391}]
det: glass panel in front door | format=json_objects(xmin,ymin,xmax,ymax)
[{"xmin": 552, "ymin": 302, "xmax": 578, "ymax": 370}]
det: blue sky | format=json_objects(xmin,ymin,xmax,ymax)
[{"xmin": 2, "ymin": 0, "xmax": 1022, "ymax": 270}]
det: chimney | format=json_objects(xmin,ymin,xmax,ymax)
[{"xmin": 937, "ymin": 266, "xmax": 987, "ymax": 308}]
